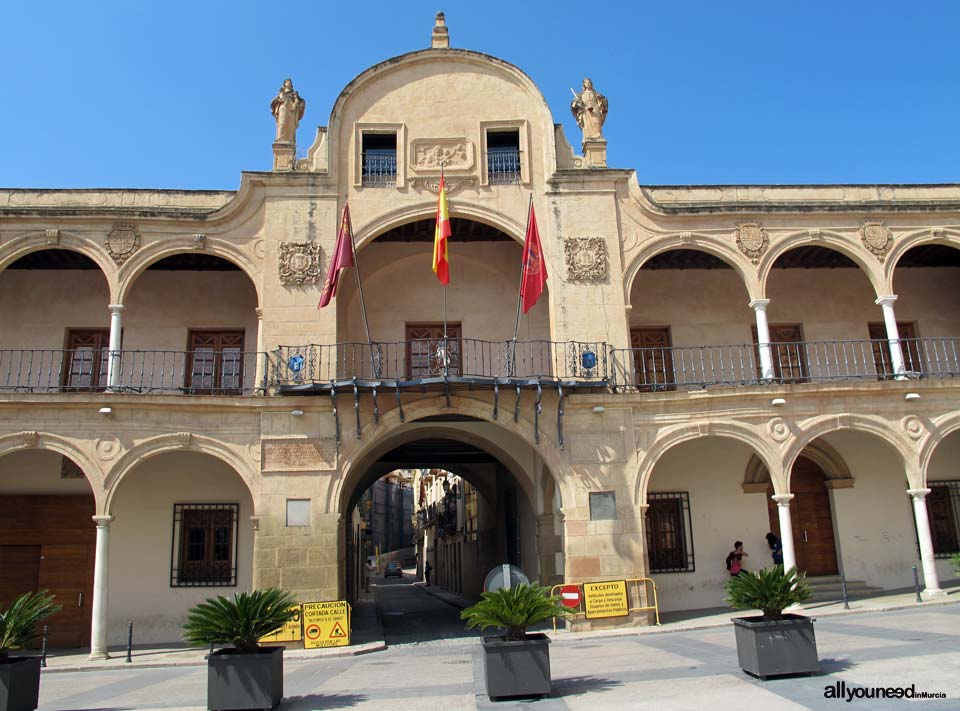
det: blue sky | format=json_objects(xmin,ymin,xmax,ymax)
[{"xmin": 1, "ymin": 1, "xmax": 957, "ymax": 189}]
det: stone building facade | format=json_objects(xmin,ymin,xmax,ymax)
[{"xmin": 1, "ymin": 15, "xmax": 958, "ymax": 657}]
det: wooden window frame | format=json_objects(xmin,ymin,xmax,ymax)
[
  {"xmin": 752, "ymin": 323, "xmax": 808, "ymax": 384},
  {"xmin": 62, "ymin": 329, "xmax": 111, "ymax": 392},
  {"xmin": 405, "ymin": 322, "xmax": 462, "ymax": 379},
  {"xmin": 630, "ymin": 327, "xmax": 676, "ymax": 392},
  {"xmin": 646, "ymin": 492, "xmax": 695, "ymax": 573},
  {"xmin": 171, "ymin": 503, "xmax": 239, "ymax": 587},
  {"xmin": 186, "ymin": 330, "xmax": 245, "ymax": 395},
  {"xmin": 867, "ymin": 322, "xmax": 921, "ymax": 380}
]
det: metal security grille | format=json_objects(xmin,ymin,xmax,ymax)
[
  {"xmin": 927, "ymin": 481, "xmax": 960, "ymax": 557},
  {"xmin": 646, "ymin": 492, "xmax": 695, "ymax": 573},
  {"xmin": 487, "ymin": 148, "xmax": 521, "ymax": 184},
  {"xmin": 171, "ymin": 503, "xmax": 239, "ymax": 587}
]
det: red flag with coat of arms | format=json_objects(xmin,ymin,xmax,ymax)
[
  {"xmin": 318, "ymin": 203, "xmax": 356, "ymax": 308},
  {"xmin": 520, "ymin": 201, "xmax": 546, "ymax": 313}
]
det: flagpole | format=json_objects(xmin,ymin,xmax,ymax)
[
  {"xmin": 513, "ymin": 193, "xmax": 534, "ymax": 342},
  {"xmin": 440, "ymin": 162, "xmax": 449, "ymax": 377},
  {"xmin": 344, "ymin": 195, "xmax": 377, "ymax": 377}
]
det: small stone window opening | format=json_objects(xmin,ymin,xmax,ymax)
[
  {"xmin": 361, "ymin": 133, "xmax": 398, "ymax": 187},
  {"xmin": 486, "ymin": 130, "xmax": 521, "ymax": 185}
]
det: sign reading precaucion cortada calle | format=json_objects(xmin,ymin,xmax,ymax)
[
  {"xmin": 302, "ymin": 600, "xmax": 351, "ymax": 648},
  {"xmin": 582, "ymin": 580, "xmax": 629, "ymax": 619}
]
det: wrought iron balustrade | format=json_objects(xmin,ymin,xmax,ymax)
[
  {"xmin": 611, "ymin": 337, "xmax": 960, "ymax": 391},
  {"xmin": 273, "ymin": 339, "xmax": 608, "ymax": 386},
  {"xmin": 0, "ymin": 349, "xmax": 268, "ymax": 395},
  {"xmin": 361, "ymin": 151, "xmax": 397, "ymax": 187},
  {"xmin": 487, "ymin": 148, "xmax": 521, "ymax": 184}
]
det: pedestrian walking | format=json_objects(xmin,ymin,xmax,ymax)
[
  {"xmin": 766, "ymin": 532, "xmax": 784, "ymax": 566},
  {"xmin": 424, "ymin": 561, "xmax": 432, "ymax": 586},
  {"xmin": 725, "ymin": 541, "xmax": 748, "ymax": 576}
]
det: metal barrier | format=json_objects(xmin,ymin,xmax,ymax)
[{"xmin": 549, "ymin": 578, "xmax": 661, "ymax": 633}]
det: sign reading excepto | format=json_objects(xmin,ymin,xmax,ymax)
[
  {"xmin": 301, "ymin": 600, "xmax": 351, "ymax": 649},
  {"xmin": 258, "ymin": 605, "xmax": 303, "ymax": 643},
  {"xmin": 582, "ymin": 580, "xmax": 629, "ymax": 619}
]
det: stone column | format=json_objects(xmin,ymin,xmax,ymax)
[
  {"xmin": 771, "ymin": 494, "xmax": 797, "ymax": 572},
  {"xmin": 106, "ymin": 305, "xmax": 124, "ymax": 389},
  {"xmin": 254, "ymin": 308, "xmax": 266, "ymax": 393},
  {"xmin": 88, "ymin": 515, "xmax": 113, "ymax": 660},
  {"xmin": 750, "ymin": 299, "xmax": 775, "ymax": 381},
  {"xmin": 535, "ymin": 514, "xmax": 560, "ymax": 584},
  {"xmin": 907, "ymin": 489, "xmax": 945, "ymax": 598},
  {"xmin": 876, "ymin": 295, "xmax": 906, "ymax": 377}
]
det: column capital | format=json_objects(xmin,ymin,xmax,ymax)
[
  {"xmin": 107, "ymin": 304, "xmax": 125, "ymax": 314},
  {"xmin": 749, "ymin": 298, "xmax": 770, "ymax": 311},
  {"xmin": 92, "ymin": 515, "xmax": 114, "ymax": 527},
  {"xmin": 875, "ymin": 295, "xmax": 898, "ymax": 307},
  {"xmin": 771, "ymin": 493, "xmax": 795, "ymax": 506},
  {"xmin": 907, "ymin": 488, "xmax": 932, "ymax": 500},
  {"xmin": 255, "ymin": 307, "xmax": 263, "ymax": 319}
]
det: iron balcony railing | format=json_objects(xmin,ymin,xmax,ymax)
[
  {"xmin": 611, "ymin": 337, "xmax": 960, "ymax": 391},
  {"xmin": 0, "ymin": 349, "xmax": 268, "ymax": 395},
  {"xmin": 487, "ymin": 148, "xmax": 521, "ymax": 184},
  {"xmin": 274, "ymin": 339, "xmax": 608, "ymax": 385},
  {"xmin": 361, "ymin": 151, "xmax": 397, "ymax": 187}
]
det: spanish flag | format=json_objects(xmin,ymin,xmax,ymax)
[{"xmin": 432, "ymin": 176, "xmax": 451, "ymax": 285}]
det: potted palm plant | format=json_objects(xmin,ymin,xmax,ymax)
[
  {"xmin": 183, "ymin": 588, "xmax": 299, "ymax": 711},
  {"xmin": 461, "ymin": 583, "xmax": 569, "ymax": 700},
  {"xmin": 0, "ymin": 591, "xmax": 61, "ymax": 711},
  {"xmin": 727, "ymin": 565, "xmax": 819, "ymax": 680}
]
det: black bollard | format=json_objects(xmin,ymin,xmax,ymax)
[
  {"xmin": 40, "ymin": 625, "xmax": 48, "ymax": 668},
  {"xmin": 125, "ymin": 622, "xmax": 133, "ymax": 663},
  {"xmin": 912, "ymin": 564, "xmax": 922, "ymax": 603},
  {"xmin": 840, "ymin": 570, "xmax": 850, "ymax": 610}
]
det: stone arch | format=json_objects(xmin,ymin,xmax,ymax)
[
  {"xmin": 883, "ymin": 227, "xmax": 960, "ymax": 294},
  {"xmin": 0, "ymin": 233, "xmax": 119, "ymax": 302},
  {"xmin": 0, "ymin": 431, "xmax": 106, "ymax": 512},
  {"xmin": 622, "ymin": 236, "xmax": 759, "ymax": 307},
  {"xmin": 116, "ymin": 242, "xmax": 262, "ymax": 307},
  {"xmin": 635, "ymin": 421, "xmax": 779, "ymax": 504},
  {"xmin": 333, "ymin": 394, "xmax": 568, "ymax": 517},
  {"xmin": 918, "ymin": 411, "xmax": 960, "ymax": 481},
  {"xmin": 744, "ymin": 439, "xmax": 853, "ymax": 489},
  {"xmin": 784, "ymin": 414, "xmax": 911, "ymax": 490},
  {"xmin": 353, "ymin": 202, "xmax": 525, "ymax": 250},
  {"xmin": 758, "ymin": 231, "xmax": 885, "ymax": 298},
  {"xmin": 103, "ymin": 433, "xmax": 258, "ymax": 514}
]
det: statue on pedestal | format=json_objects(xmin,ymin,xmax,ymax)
[
  {"xmin": 570, "ymin": 78, "xmax": 608, "ymax": 141},
  {"xmin": 270, "ymin": 78, "xmax": 306, "ymax": 144}
]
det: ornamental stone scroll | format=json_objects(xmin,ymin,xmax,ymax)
[
  {"xmin": 564, "ymin": 236, "xmax": 607, "ymax": 281},
  {"xmin": 278, "ymin": 242, "xmax": 322, "ymax": 286}
]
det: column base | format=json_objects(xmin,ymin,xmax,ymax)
[
  {"xmin": 87, "ymin": 650, "xmax": 110, "ymax": 661},
  {"xmin": 922, "ymin": 587, "xmax": 947, "ymax": 599}
]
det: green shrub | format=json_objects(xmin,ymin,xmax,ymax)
[
  {"xmin": 951, "ymin": 553, "xmax": 960, "ymax": 575},
  {"xmin": 460, "ymin": 583, "xmax": 570, "ymax": 641},
  {"xmin": 0, "ymin": 591, "xmax": 61, "ymax": 658},
  {"xmin": 183, "ymin": 588, "xmax": 299, "ymax": 654},
  {"xmin": 726, "ymin": 566, "xmax": 812, "ymax": 622}
]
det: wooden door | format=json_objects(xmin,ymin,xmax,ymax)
[
  {"xmin": 405, "ymin": 323, "xmax": 462, "ymax": 378},
  {"xmin": 768, "ymin": 457, "xmax": 838, "ymax": 576},
  {"xmin": 754, "ymin": 324, "xmax": 808, "ymax": 383},
  {"xmin": 187, "ymin": 330, "xmax": 245, "ymax": 393},
  {"xmin": 868, "ymin": 322, "xmax": 919, "ymax": 378},
  {"xmin": 0, "ymin": 545, "xmax": 42, "ymax": 607},
  {"xmin": 62, "ymin": 329, "xmax": 110, "ymax": 391},
  {"xmin": 630, "ymin": 328, "xmax": 675, "ymax": 391},
  {"xmin": 38, "ymin": 544, "xmax": 94, "ymax": 648}
]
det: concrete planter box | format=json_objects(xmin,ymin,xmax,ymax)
[
  {"xmin": 0, "ymin": 656, "xmax": 42, "ymax": 711},
  {"xmin": 207, "ymin": 646, "xmax": 283, "ymax": 711},
  {"xmin": 732, "ymin": 614, "xmax": 820, "ymax": 680},
  {"xmin": 481, "ymin": 633, "xmax": 551, "ymax": 700}
]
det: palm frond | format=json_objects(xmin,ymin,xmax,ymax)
[
  {"xmin": 183, "ymin": 588, "xmax": 299, "ymax": 653},
  {"xmin": 726, "ymin": 566, "xmax": 812, "ymax": 621},
  {"xmin": 460, "ymin": 583, "xmax": 569, "ymax": 640},
  {"xmin": 0, "ymin": 591, "xmax": 62, "ymax": 655}
]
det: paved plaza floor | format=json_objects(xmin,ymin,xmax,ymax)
[{"xmin": 35, "ymin": 595, "xmax": 960, "ymax": 710}]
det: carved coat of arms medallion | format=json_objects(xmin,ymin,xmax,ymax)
[
  {"xmin": 735, "ymin": 222, "xmax": 769, "ymax": 264},
  {"xmin": 279, "ymin": 241, "xmax": 322, "ymax": 286},
  {"xmin": 860, "ymin": 221, "xmax": 893, "ymax": 261},
  {"xmin": 564, "ymin": 237, "xmax": 607, "ymax": 281},
  {"xmin": 105, "ymin": 223, "xmax": 141, "ymax": 265}
]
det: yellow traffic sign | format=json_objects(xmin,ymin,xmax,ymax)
[
  {"xmin": 259, "ymin": 605, "xmax": 303, "ymax": 643},
  {"xmin": 301, "ymin": 600, "xmax": 351, "ymax": 648},
  {"xmin": 583, "ymin": 580, "xmax": 629, "ymax": 619}
]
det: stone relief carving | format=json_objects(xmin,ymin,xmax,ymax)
[
  {"xmin": 410, "ymin": 139, "xmax": 473, "ymax": 171},
  {"xmin": 192, "ymin": 233, "xmax": 206, "ymax": 249},
  {"xmin": 735, "ymin": 222, "xmax": 769, "ymax": 264},
  {"xmin": 176, "ymin": 431, "xmax": 192, "ymax": 449},
  {"xmin": 901, "ymin": 415, "xmax": 925, "ymax": 440},
  {"xmin": 278, "ymin": 242, "xmax": 322, "ymax": 286},
  {"xmin": 44, "ymin": 228, "xmax": 60, "ymax": 244},
  {"xmin": 570, "ymin": 78, "xmax": 608, "ymax": 141},
  {"xmin": 105, "ymin": 223, "xmax": 141, "ymax": 265},
  {"xmin": 20, "ymin": 431, "xmax": 38, "ymax": 447},
  {"xmin": 564, "ymin": 237, "xmax": 607, "ymax": 281},
  {"xmin": 860, "ymin": 221, "xmax": 893, "ymax": 261},
  {"xmin": 410, "ymin": 177, "xmax": 475, "ymax": 195},
  {"xmin": 96, "ymin": 437, "xmax": 120, "ymax": 460},
  {"xmin": 767, "ymin": 417, "xmax": 790, "ymax": 442}
]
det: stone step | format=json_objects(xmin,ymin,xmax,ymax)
[{"xmin": 806, "ymin": 575, "xmax": 884, "ymax": 601}]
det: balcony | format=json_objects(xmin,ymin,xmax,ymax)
[{"xmin": 487, "ymin": 148, "xmax": 521, "ymax": 185}]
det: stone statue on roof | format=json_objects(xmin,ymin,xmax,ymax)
[
  {"xmin": 270, "ymin": 78, "xmax": 306, "ymax": 144},
  {"xmin": 570, "ymin": 78, "xmax": 608, "ymax": 141}
]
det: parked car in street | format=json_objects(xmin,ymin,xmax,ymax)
[{"xmin": 384, "ymin": 562, "xmax": 403, "ymax": 578}]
